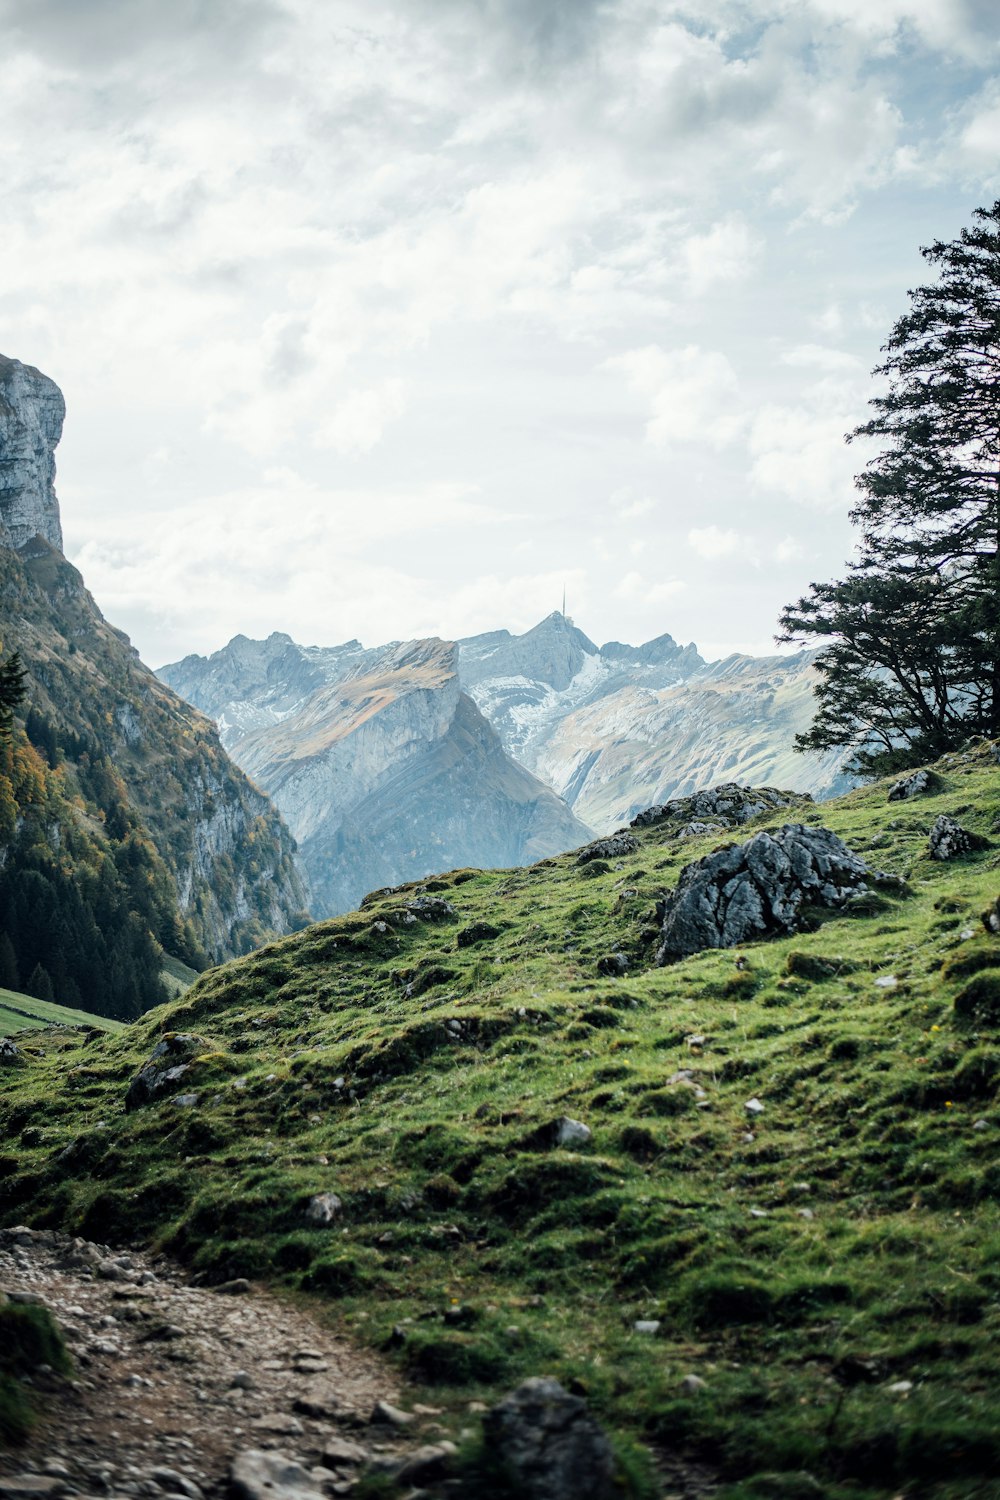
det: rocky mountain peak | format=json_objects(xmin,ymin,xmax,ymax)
[{"xmin": 0, "ymin": 353, "xmax": 65, "ymax": 553}]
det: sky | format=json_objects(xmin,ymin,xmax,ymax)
[{"xmin": 1, "ymin": 0, "xmax": 998, "ymax": 668}]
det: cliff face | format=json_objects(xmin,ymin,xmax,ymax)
[
  {"xmin": 0, "ymin": 355, "xmax": 65, "ymax": 552},
  {"xmin": 456, "ymin": 616, "xmax": 847, "ymax": 831},
  {"xmin": 160, "ymin": 635, "xmax": 592, "ymax": 916},
  {"xmin": 0, "ymin": 353, "xmax": 310, "ymax": 990}
]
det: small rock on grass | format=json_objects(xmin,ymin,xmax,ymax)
[
  {"xmin": 679, "ymin": 1375, "xmax": 707, "ymax": 1394},
  {"xmin": 230, "ymin": 1451, "xmax": 324, "ymax": 1500},
  {"xmin": 370, "ymin": 1398, "xmax": 415, "ymax": 1426},
  {"xmin": 304, "ymin": 1192, "xmax": 342, "ymax": 1224}
]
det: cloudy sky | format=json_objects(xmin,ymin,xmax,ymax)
[{"xmin": 2, "ymin": 0, "xmax": 998, "ymax": 667}]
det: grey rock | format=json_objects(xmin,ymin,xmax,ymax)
[
  {"xmin": 304, "ymin": 1192, "xmax": 343, "ymax": 1224},
  {"xmin": 147, "ymin": 1470, "xmax": 202, "ymax": 1500},
  {"xmin": 576, "ymin": 832, "xmax": 639, "ymax": 865},
  {"xmin": 456, "ymin": 921, "xmax": 502, "ymax": 947},
  {"xmin": 0, "ymin": 1037, "xmax": 20, "ymax": 1065},
  {"xmin": 0, "ymin": 1481, "xmax": 66, "ymax": 1500},
  {"xmin": 229, "ymin": 1451, "xmax": 324, "ymax": 1500},
  {"xmin": 633, "ymin": 1320, "xmax": 661, "ymax": 1335},
  {"xmin": 250, "ymin": 1413, "xmax": 304, "ymax": 1436},
  {"xmin": 632, "ymin": 783, "xmax": 804, "ymax": 832},
  {"xmin": 393, "ymin": 1442, "xmax": 458, "ymax": 1485},
  {"xmin": 525, "ymin": 1116, "xmax": 592, "ymax": 1150},
  {"xmin": 680, "ymin": 1374, "xmax": 707, "ymax": 1394},
  {"xmin": 370, "ymin": 1398, "xmax": 415, "ymax": 1426},
  {"xmin": 124, "ymin": 1035, "xmax": 210, "ymax": 1112},
  {"xmin": 655, "ymin": 823, "xmax": 873, "ymax": 964},
  {"xmin": 928, "ymin": 814, "xmax": 989, "ymax": 861},
  {"xmin": 482, "ymin": 1376, "xmax": 618, "ymax": 1500},
  {"xmin": 888, "ymin": 768, "xmax": 939, "ymax": 802},
  {"xmin": 0, "ymin": 353, "xmax": 65, "ymax": 551},
  {"xmin": 320, "ymin": 1437, "xmax": 369, "ymax": 1468},
  {"xmin": 596, "ymin": 952, "xmax": 629, "ymax": 977}
]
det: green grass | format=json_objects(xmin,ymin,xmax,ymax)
[
  {"xmin": 3, "ymin": 741, "xmax": 1000, "ymax": 1496},
  {"xmin": 160, "ymin": 955, "xmax": 201, "ymax": 1001},
  {"xmin": 0, "ymin": 987, "xmax": 125, "ymax": 1034},
  {"xmin": 0, "ymin": 1303, "xmax": 72, "ymax": 1444}
]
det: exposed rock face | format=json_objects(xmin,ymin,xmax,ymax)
[
  {"xmin": 482, "ymin": 1377, "xmax": 618, "ymax": 1500},
  {"xmin": 124, "ymin": 1034, "xmax": 210, "ymax": 1112},
  {"xmin": 632, "ymin": 782, "xmax": 808, "ymax": 831},
  {"xmin": 161, "ymin": 634, "xmax": 591, "ymax": 918},
  {"xmin": 889, "ymin": 769, "xmax": 940, "ymax": 802},
  {"xmin": 655, "ymin": 823, "xmax": 874, "ymax": 964},
  {"xmin": 0, "ymin": 357, "xmax": 309, "ymax": 984},
  {"xmin": 457, "ymin": 621, "xmax": 850, "ymax": 832},
  {"xmin": 0, "ymin": 355, "xmax": 65, "ymax": 551},
  {"xmin": 576, "ymin": 832, "xmax": 639, "ymax": 864},
  {"xmin": 928, "ymin": 814, "xmax": 989, "ymax": 861}
]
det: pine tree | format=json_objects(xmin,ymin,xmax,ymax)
[
  {"xmin": 26, "ymin": 962, "xmax": 55, "ymax": 1003},
  {"xmin": 0, "ymin": 931, "xmax": 19, "ymax": 991},
  {"xmin": 780, "ymin": 201, "xmax": 1000, "ymax": 775},
  {"xmin": 0, "ymin": 649, "xmax": 26, "ymax": 742}
]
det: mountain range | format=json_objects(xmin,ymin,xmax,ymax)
[{"xmin": 162, "ymin": 612, "xmax": 847, "ymax": 918}]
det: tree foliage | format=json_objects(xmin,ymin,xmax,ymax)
[
  {"xmin": 0, "ymin": 648, "xmax": 26, "ymax": 741},
  {"xmin": 780, "ymin": 200, "xmax": 1000, "ymax": 776}
]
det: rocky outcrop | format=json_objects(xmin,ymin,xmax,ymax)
[
  {"xmin": 888, "ymin": 769, "xmax": 941, "ymax": 801},
  {"xmin": 162, "ymin": 635, "xmax": 591, "ymax": 918},
  {"xmin": 482, "ymin": 1377, "xmax": 618, "ymax": 1500},
  {"xmin": 0, "ymin": 355, "xmax": 65, "ymax": 552},
  {"xmin": 0, "ymin": 356, "xmax": 309, "ymax": 986},
  {"xmin": 632, "ymin": 782, "xmax": 808, "ymax": 831},
  {"xmin": 655, "ymin": 823, "xmax": 877, "ymax": 964},
  {"xmin": 928, "ymin": 814, "xmax": 989, "ymax": 861}
]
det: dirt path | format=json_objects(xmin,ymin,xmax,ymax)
[{"xmin": 0, "ymin": 1226, "xmax": 448, "ymax": 1499}]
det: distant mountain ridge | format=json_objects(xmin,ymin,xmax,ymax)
[
  {"xmin": 161, "ymin": 633, "xmax": 591, "ymax": 917},
  {"xmin": 455, "ymin": 612, "xmax": 848, "ymax": 830},
  {"xmin": 161, "ymin": 610, "xmax": 846, "ymax": 918}
]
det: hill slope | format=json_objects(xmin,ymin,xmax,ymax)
[
  {"xmin": 3, "ymin": 745, "xmax": 1000, "ymax": 1497},
  {"xmin": 0, "ymin": 987, "xmax": 124, "ymax": 1035}
]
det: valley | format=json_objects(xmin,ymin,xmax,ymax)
[{"xmin": 4, "ymin": 742, "xmax": 1000, "ymax": 1498}]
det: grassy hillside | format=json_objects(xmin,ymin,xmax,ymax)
[
  {"xmin": 3, "ymin": 743, "xmax": 1000, "ymax": 1496},
  {"xmin": 0, "ymin": 987, "xmax": 124, "ymax": 1035}
]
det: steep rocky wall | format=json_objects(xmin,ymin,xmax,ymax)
[{"xmin": 0, "ymin": 354, "xmax": 65, "ymax": 552}]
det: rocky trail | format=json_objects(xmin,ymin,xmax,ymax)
[{"xmin": 0, "ymin": 1227, "xmax": 462, "ymax": 1500}]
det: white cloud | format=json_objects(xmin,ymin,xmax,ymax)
[
  {"xmin": 612, "ymin": 571, "xmax": 686, "ymax": 608},
  {"xmin": 315, "ymin": 379, "xmax": 408, "ymax": 455},
  {"xmin": 610, "ymin": 487, "xmax": 656, "ymax": 520},
  {"xmin": 688, "ymin": 524, "xmax": 741, "ymax": 560},
  {"xmin": 606, "ymin": 344, "xmax": 743, "ymax": 448},
  {"xmin": 775, "ymin": 534, "xmax": 806, "ymax": 563}
]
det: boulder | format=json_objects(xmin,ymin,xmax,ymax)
[
  {"xmin": 0, "ymin": 1038, "xmax": 21, "ymax": 1066},
  {"xmin": 576, "ymin": 833, "xmax": 639, "ymax": 865},
  {"xmin": 655, "ymin": 824, "xmax": 875, "ymax": 964},
  {"xmin": 304, "ymin": 1192, "xmax": 343, "ymax": 1224},
  {"xmin": 482, "ymin": 1376, "xmax": 618, "ymax": 1500},
  {"xmin": 124, "ymin": 1034, "xmax": 210, "ymax": 1111},
  {"xmin": 457, "ymin": 921, "xmax": 502, "ymax": 947},
  {"xmin": 632, "ymin": 783, "xmax": 806, "ymax": 832},
  {"xmin": 928, "ymin": 814, "xmax": 989, "ymax": 861},
  {"xmin": 229, "ymin": 1451, "xmax": 324, "ymax": 1500},
  {"xmin": 596, "ymin": 952, "xmax": 628, "ymax": 977},
  {"xmin": 888, "ymin": 768, "xmax": 940, "ymax": 801}
]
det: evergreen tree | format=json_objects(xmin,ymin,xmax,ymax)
[
  {"xmin": 0, "ymin": 649, "xmax": 26, "ymax": 742},
  {"xmin": 780, "ymin": 201, "xmax": 1000, "ymax": 776},
  {"xmin": 26, "ymin": 962, "xmax": 55, "ymax": 1003},
  {"xmin": 0, "ymin": 931, "xmax": 19, "ymax": 991}
]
